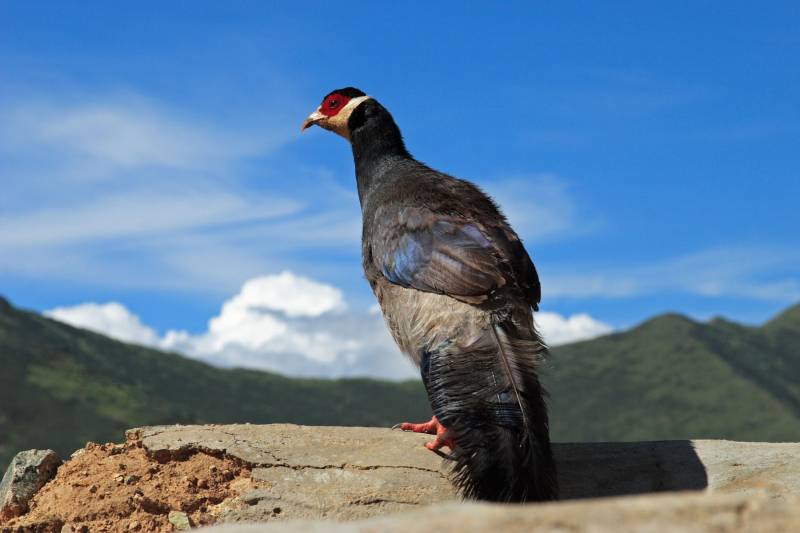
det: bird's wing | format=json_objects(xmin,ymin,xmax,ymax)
[{"xmin": 372, "ymin": 206, "xmax": 540, "ymax": 307}]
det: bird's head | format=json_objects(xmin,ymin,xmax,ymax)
[{"xmin": 301, "ymin": 87, "xmax": 371, "ymax": 140}]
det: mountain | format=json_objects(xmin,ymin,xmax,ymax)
[
  {"xmin": 543, "ymin": 306, "xmax": 800, "ymax": 442},
  {"xmin": 2, "ymin": 296, "xmax": 800, "ymax": 466}
]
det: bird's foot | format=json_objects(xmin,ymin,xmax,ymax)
[{"xmin": 393, "ymin": 416, "xmax": 456, "ymax": 454}]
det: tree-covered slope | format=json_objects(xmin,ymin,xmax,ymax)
[{"xmin": 544, "ymin": 307, "xmax": 800, "ymax": 442}]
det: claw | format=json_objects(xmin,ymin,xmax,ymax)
[{"xmin": 392, "ymin": 416, "xmax": 456, "ymax": 454}]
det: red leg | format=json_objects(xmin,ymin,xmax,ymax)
[{"xmin": 394, "ymin": 416, "xmax": 456, "ymax": 451}]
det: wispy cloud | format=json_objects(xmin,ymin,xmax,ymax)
[
  {"xmin": 0, "ymin": 93, "xmax": 340, "ymax": 292},
  {"xmin": 0, "ymin": 189, "xmax": 300, "ymax": 248},
  {"xmin": 1, "ymin": 99, "xmax": 274, "ymax": 174},
  {"xmin": 485, "ymin": 173, "xmax": 600, "ymax": 243},
  {"xmin": 0, "ymin": 91, "xmax": 592, "ymax": 296},
  {"xmin": 543, "ymin": 245, "xmax": 800, "ymax": 303}
]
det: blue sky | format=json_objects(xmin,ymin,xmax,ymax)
[{"xmin": 1, "ymin": 2, "xmax": 798, "ymax": 377}]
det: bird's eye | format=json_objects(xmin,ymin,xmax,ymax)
[{"xmin": 329, "ymin": 99, "xmax": 339, "ymax": 108}]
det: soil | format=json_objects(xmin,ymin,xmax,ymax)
[{"xmin": 0, "ymin": 437, "xmax": 253, "ymax": 532}]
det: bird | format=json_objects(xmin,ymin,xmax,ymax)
[{"xmin": 301, "ymin": 87, "xmax": 558, "ymax": 502}]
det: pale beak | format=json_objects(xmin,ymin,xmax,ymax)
[{"xmin": 301, "ymin": 108, "xmax": 326, "ymax": 132}]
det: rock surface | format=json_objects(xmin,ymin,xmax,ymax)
[
  {"xmin": 132, "ymin": 425, "xmax": 800, "ymax": 514},
  {"xmin": 3, "ymin": 424, "xmax": 800, "ymax": 532},
  {"xmin": 204, "ymin": 491, "xmax": 800, "ymax": 533},
  {"xmin": 134, "ymin": 424, "xmax": 800, "ymax": 528},
  {"xmin": 0, "ymin": 449, "xmax": 61, "ymax": 520},
  {"xmin": 169, "ymin": 511, "xmax": 192, "ymax": 531},
  {"xmin": 130, "ymin": 424, "xmax": 455, "ymax": 522}
]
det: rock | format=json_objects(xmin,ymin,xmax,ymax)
[
  {"xmin": 0, "ymin": 449, "xmax": 61, "ymax": 519},
  {"xmin": 554, "ymin": 439, "xmax": 800, "ymax": 500},
  {"xmin": 168, "ymin": 510, "xmax": 191, "ymax": 530},
  {"xmin": 69, "ymin": 449, "xmax": 86, "ymax": 460},
  {"xmin": 109, "ymin": 445, "xmax": 126, "ymax": 456},
  {"xmin": 201, "ymin": 491, "xmax": 800, "ymax": 532},
  {"xmin": 6, "ymin": 424, "xmax": 800, "ymax": 531},
  {"xmin": 132, "ymin": 424, "xmax": 453, "ymax": 522},
  {"xmin": 61, "ymin": 524, "xmax": 88, "ymax": 533},
  {"xmin": 123, "ymin": 424, "xmax": 800, "ymax": 527}
]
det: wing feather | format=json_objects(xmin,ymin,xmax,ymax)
[{"xmin": 373, "ymin": 208, "xmax": 534, "ymax": 305}]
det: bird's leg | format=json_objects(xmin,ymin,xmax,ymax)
[{"xmin": 393, "ymin": 416, "xmax": 456, "ymax": 452}]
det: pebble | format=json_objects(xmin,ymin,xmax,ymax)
[
  {"xmin": 61, "ymin": 525, "xmax": 88, "ymax": 533},
  {"xmin": 1, "ymin": 449, "xmax": 62, "ymax": 518},
  {"xmin": 109, "ymin": 445, "xmax": 126, "ymax": 456},
  {"xmin": 168, "ymin": 510, "xmax": 191, "ymax": 530},
  {"xmin": 70, "ymin": 449, "xmax": 87, "ymax": 460}
]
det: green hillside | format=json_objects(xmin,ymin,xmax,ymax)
[
  {"xmin": 2, "ymin": 295, "xmax": 800, "ymax": 467},
  {"xmin": 544, "ymin": 307, "xmax": 800, "ymax": 442}
]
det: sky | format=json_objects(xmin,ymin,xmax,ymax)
[{"xmin": 1, "ymin": 2, "xmax": 798, "ymax": 379}]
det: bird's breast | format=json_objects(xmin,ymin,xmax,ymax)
[{"xmin": 372, "ymin": 278, "xmax": 492, "ymax": 368}]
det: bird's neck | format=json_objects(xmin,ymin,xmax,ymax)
[{"xmin": 350, "ymin": 113, "xmax": 409, "ymax": 204}]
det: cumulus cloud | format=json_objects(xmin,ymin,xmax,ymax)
[
  {"xmin": 44, "ymin": 302, "xmax": 159, "ymax": 346},
  {"xmin": 224, "ymin": 272, "xmax": 347, "ymax": 318},
  {"xmin": 536, "ymin": 312, "xmax": 613, "ymax": 346},
  {"xmin": 158, "ymin": 271, "xmax": 410, "ymax": 378},
  {"xmin": 44, "ymin": 271, "xmax": 612, "ymax": 380}
]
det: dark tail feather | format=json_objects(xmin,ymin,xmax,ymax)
[{"xmin": 422, "ymin": 320, "xmax": 558, "ymax": 502}]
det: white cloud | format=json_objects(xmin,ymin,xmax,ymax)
[
  {"xmin": 44, "ymin": 302, "xmax": 159, "ymax": 346},
  {"xmin": 44, "ymin": 271, "xmax": 612, "ymax": 379},
  {"xmin": 3, "ymin": 100, "xmax": 267, "ymax": 172},
  {"xmin": 225, "ymin": 272, "xmax": 346, "ymax": 318},
  {"xmin": 536, "ymin": 311, "xmax": 613, "ymax": 346},
  {"xmin": 165, "ymin": 271, "xmax": 349, "ymax": 358},
  {"xmin": 543, "ymin": 245, "xmax": 800, "ymax": 303},
  {"xmin": 158, "ymin": 271, "xmax": 408, "ymax": 377},
  {"xmin": 0, "ymin": 93, "xmax": 331, "ymax": 293},
  {"xmin": 484, "ymin": 173, "xmax": 599, "ymax": 244},
  {"xmin": 0, "ymin": 189, "xmax": 301, "ymax": 248},
  {"xmin": 0, "ymin": 96, "xmax": 592, "ymax": 298}
]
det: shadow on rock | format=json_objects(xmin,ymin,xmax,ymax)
[{"xmin": 555, "ymin": 440, "xmax": 708, "ymax": 499}]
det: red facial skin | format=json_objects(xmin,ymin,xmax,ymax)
[{"xmin": 320, "ymin": 93, "xmax": 352, "ymax": 117}]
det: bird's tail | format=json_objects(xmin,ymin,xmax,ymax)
[{"xmin": 422, "ymin": 319, "xmax": 558, "ymax": 502}]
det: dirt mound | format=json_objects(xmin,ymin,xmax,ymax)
[{"xmin": 1, "ymin": 437, "xmax": 252, "ymax": 532}]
